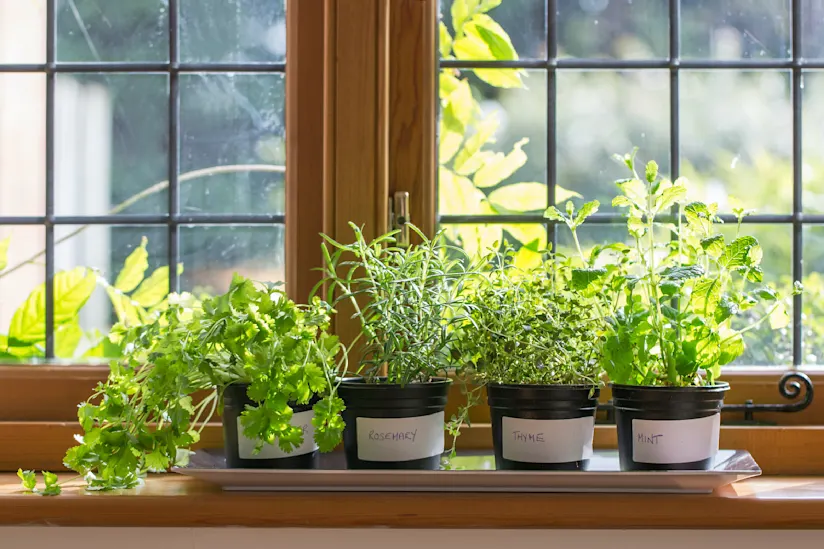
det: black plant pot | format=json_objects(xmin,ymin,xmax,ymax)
[
  {"xmin": 222, "ymin": 383, "xmax": 319, "ymax": 469},
  {"xmin": 338, "ymin": 377, "xmax": 451, "ymax": 470},
  {"xmin": 612, "ymin": 382, "xmax": 730, "ymax": 471},
  {"xmin": 487, "ymin": 383, "xmax": 600, "ymax": 471}
]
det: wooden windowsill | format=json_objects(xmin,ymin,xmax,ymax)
[{"xmin": 1, "ymin": 474, "xmax": 824, "ymax": 529}]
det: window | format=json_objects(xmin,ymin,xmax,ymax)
[
  {"xmin": 437, "ymin": 0, "xmax": 824, "ymax": 369},
  {"xmin": 0, "ymin": 0, "xmax": 286, "ymax": 360}
]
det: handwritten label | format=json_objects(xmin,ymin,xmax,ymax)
[
  {"xmin": 236, "ymin": 410, "xmax": 318, "ymax": 460},
  {"xmin": 632, "ymin": 414, "xmax": 720, "ymax": 464},
  {"xmin": 501, "ymin": 416, "xmax": 595, "ymax": 463},
  {"xmin": 356, "ymin": 412, "xmax": 444, "ymax": 462}
]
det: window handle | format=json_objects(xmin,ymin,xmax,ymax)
[{"xmin": 391, "ymin": 191, "xmax": 410, "ymax": 247}]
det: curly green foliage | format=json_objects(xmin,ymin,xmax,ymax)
[
  {"xmin": 320, "ymin": 223, "xmax": 476, "ymax": 385},
  {"xmin": 62, "ymin": 275, "xmax": 345, "ymax": 491},
  {"xmin": 457, "ymin": 248, "xmax": 604, "ymax": 386},
  {"xmin": 552, "ymin": 149, "xmax": 802, "ymax": 387}
]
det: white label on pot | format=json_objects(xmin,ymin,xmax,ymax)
[
  {"xmin": 501, "ymin": 416, "xmax": 595, "ymax": 464},
  {"xmin": 356, "ymin": 412, "xmax": 444, "ymax": 462},
  {"xmin": 632, "ymin": 414, "xmax": 720, "ymax": 464},
  {"xmin": 236, "ymin": 410, "xmax": 318, "ymax": 460}
]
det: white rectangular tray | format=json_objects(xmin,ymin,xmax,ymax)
[{"xmin": 173, "ymin": 449, "xmax": 760, "ymax": 494}]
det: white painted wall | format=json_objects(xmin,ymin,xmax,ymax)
[{"xmin": 1, "ymin": 528, "xmax": 821, "ymax": 549}]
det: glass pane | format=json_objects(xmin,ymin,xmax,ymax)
[
  {"xmin": 55, "ymin": 73, "xmax": 169, "ymax": 216},
  {"xmin": 52, "ymin": 225, "xmax": 168, "ymax": 360},
  {"xmin": 0, "ymin": 225, "xmax": 45, "ymax": 360},
  {"xmin": 179, "ymin": 73, "xmax": 285, "ymax": 215},
  {"xmin": 681, "ymin": 0, "xmax": 791, "ymax": 59},
  {"xmin": 802, "ymin": 0, "xmax": 824, "ymax": 58},
  {"xmin": 56, "ymin": 0, "xmax": 169, "ymax": 62},
  {"xmin": 558, "ymin": 0, "xmax": 668, "ymax": 59},
  {"xmin": 180, "ymin": 225, "xmax": 285, "ymax": 295},
  {"xmin": 0, "ymin": 74, "xmax": 45, "ymax": 216},
  {"xmin": 719, "ymin": 224, "xmax": 792, "ymax": 366},
  {"xmin": 680, "ymin": 70, "xmax": 792, "ymax": 214},
  {"xmin": 439, "ymin": 69, "xmax": 547, "ymax": 218},
  {"xmin": 803, "ymin": 226, "xmax": 824, "ymax": 365},
  {"xmin": 439, "ymin": 0, "xmax": 546, "ymax": 61},
  {"xmin": 0, "ymin": 0, "xmax": 46, "ymax": 63},
  {"xmin": 439, "ymin": 223, "xmax": 547, "ymax": 265},
  {"xmin": 803, "ymin": 71, "xmax": 824, "ymax": 213},
  {"xmin": 557, "ymin": 70, "xmax": 670, "ymax": 211},
  {"xmin": 180, "ymin": 0, "xmax": 286, "ymax": 63}
]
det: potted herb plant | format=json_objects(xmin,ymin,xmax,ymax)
[
  {"xmin": 555, "ymin": 149, "xmax": 801, "ymax": 471},
  {"xmin": 318, "ymin": 223, "xmax": 473, "ymax": 470},
  {"xmin": 62, "ymin": 274, "xmax": 346, "ymax": 490},
  {"xmin": 456, "ymin": 242, "xmax": 605, "ymax": 471}
]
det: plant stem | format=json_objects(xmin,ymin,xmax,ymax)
[{"xmin": 0, "ymin": 164, "xmax": 285, "ymax": 279}]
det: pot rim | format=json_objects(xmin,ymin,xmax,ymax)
[
  {"xmin": 487, "ymin": 382, "xmax": 601, "ymax": 391},
  {"xmin": 339, "ymin": 376, "xmax": 452, "ymax": 388},
  {"xmin": 611, "ymin": 381, "xmax": 730, "ymax": 392}
]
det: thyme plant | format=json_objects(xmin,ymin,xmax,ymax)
[{"xmin": 457, "ymin": 247, "xmax": 604, "ymax": 386}]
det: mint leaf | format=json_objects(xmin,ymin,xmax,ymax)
[{"xmin": 570, "ymin": 268, "xmax": 607, "ymax": 291}]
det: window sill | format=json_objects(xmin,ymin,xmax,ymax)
[{"xmin": 1, "ymin": 473, "xmax": 823, "ymax": 529}]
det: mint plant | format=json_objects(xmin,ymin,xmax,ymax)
[
  {"xmin": 550, "ymin": 149, "xmax": 802, "ymax": 387},
  {"xmin": 60, "ymin": 274, "xmax": 345, "ymax": 491}
]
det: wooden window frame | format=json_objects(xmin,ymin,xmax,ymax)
[{"xmin": 1, "ymin": 0, "xmax": 821, "ymax": 476}]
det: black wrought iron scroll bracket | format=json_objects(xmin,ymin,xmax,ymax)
[
  {"xmin": 598, "ymin": 371, "xmax": 814, "ymax": 425},
  {"xmin": 721, "ymin": 371, "xmax": 814, "ymax": 423}
]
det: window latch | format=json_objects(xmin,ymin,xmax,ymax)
[{"xmin": 391, "ymin": 191, "xmax": 410, "ymax": 247}]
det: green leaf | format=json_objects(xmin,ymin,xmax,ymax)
[
  {"xmin": 453, "ymin": 16, "xmax": 523, "ymax": 88},
  {"xmin": 470, "ymin": 14, "xmax": 518, "ymax": 61},
  {"xmin": 439, "ymin": 22, "xmax": 453, "ymax": 58},
  {"xmin": 612, "ymin": 195, "xmax": 633, "ymax": 208},
  {"xmin": 442, "ymin": 79, "xmax": 474, "ymax": 133},
  {"xmin": 0, "ymin": 235, "xmax": 10, "ymax": 271},
  {"xmin": 450, "ymin": 0, "xmax": 477, "ymax": 34},
  {"xmin": 715, "ymin": 296, "xmax": 740, "ymax": 323},
  {"xmin": 55, "ymin": 322, "xmax": 83, "ymax": 359},
  {"xmin": 17, "ymin": 469, "xmax": 36, "ymax": 491},
  {"xmin": 700, "ymin": 235, "xmax": 725, "ymax": 258},
  {"xmin": 684, "ymin": 202, "xmax": 715, "ymax": 236},
  {"xmin": 488, "ymin": 182, "xmax": 547, "ymax": 212},
  {"xmin": 692, "ymin": 277, "xmax": 722, "ymax": 316},
  {"xmin": 106, "ymin": 287, "xmax": 142, "ymax": 327},
  {"xmin": 747, "ymin": 266, "xmax": 764, "ymax": 283},
  {"xmin": 616, "ymin": 178, "xmax": 647, "ymax": 208},
  {"xmin": 451, "ymin": 113, "xmax": 499, "ymax": 171},
  {"xmin": 753, "ymin": 287, "xmax": 778, "ymax": 301},
  {"xmin": 627, "ymin": 214, "xmax": 646, "ymax": 238},
  {"xmin": 719, "ymin": 333, "xmax": 744, "ymax": 366},
  {"xmin": 661, "ymin": 264, "xmax": 705, "ymax": 282},
  {"xmin": 721, "ymin": 236, "xmax": 758, "ymax": 269},
  {"xmin": 570, "ymin": 268, "xmax": 608, "ymax": 291},
  {"xmin": 8, "ymin": 267, "xmax": 97, "ymax": 345},
  {"xmin": 145, "ymin": 450, "xmax": 171, "ymax": 472},
  {"xmin": 42, "ymin": 471, "xmax": 59, "ymax": 488},
  {"xmin": 747, "ymin": 244, "xmax": 763, "ymax": 266},
  {"xmin": 556, "ymin": 186, "xmax": 583, "ymax": 203},
  {"xmin": 543, "ymin": 206, "xmax": 566, "ymax": 223},
  {"xmin": 645, "ymin": 160, "xmax": 658, "ymax": 183},
  {"xmin": 131, "ymin": 266, "xmax": 177, "ymax": 308},
  {"xmin": 439, "ymin": 167, "xmax": 486, "ymax": 215},
  {"xmin": 573, "ymin": 200, "xmax": 600, "ymax": 228},
  {"xmin": 655, "ymin": 184, "xmax": 687, "ymax": 213},
  {"xmin": 769, "ymin": 302, "xmax": 790, "ymax": 330},
  {"xmin": 114, "ymin": 237, "xmax": 149, "ymax": 293},
  {"xmin": 473, "ymin": 138, "xmax": 528, "ymax": 188},
  {"xmin": 479, "ymin": 0, "xmax": 502, "ymax": 11}
]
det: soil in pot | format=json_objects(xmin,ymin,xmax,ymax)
[
  {"xmin": 338, "ymin": 377, "xmax": 451, "ymax": 470},
  {"xmin": 487, "ymin": 383, "xmax": 600, "ymax": 471},
  {"xmin": 612, "ymin": 382, "xmax": 730, "ymax": 471},
  {"xmin": 222, "ymin": 383, "xmax": 320, "ymax": 469}
]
